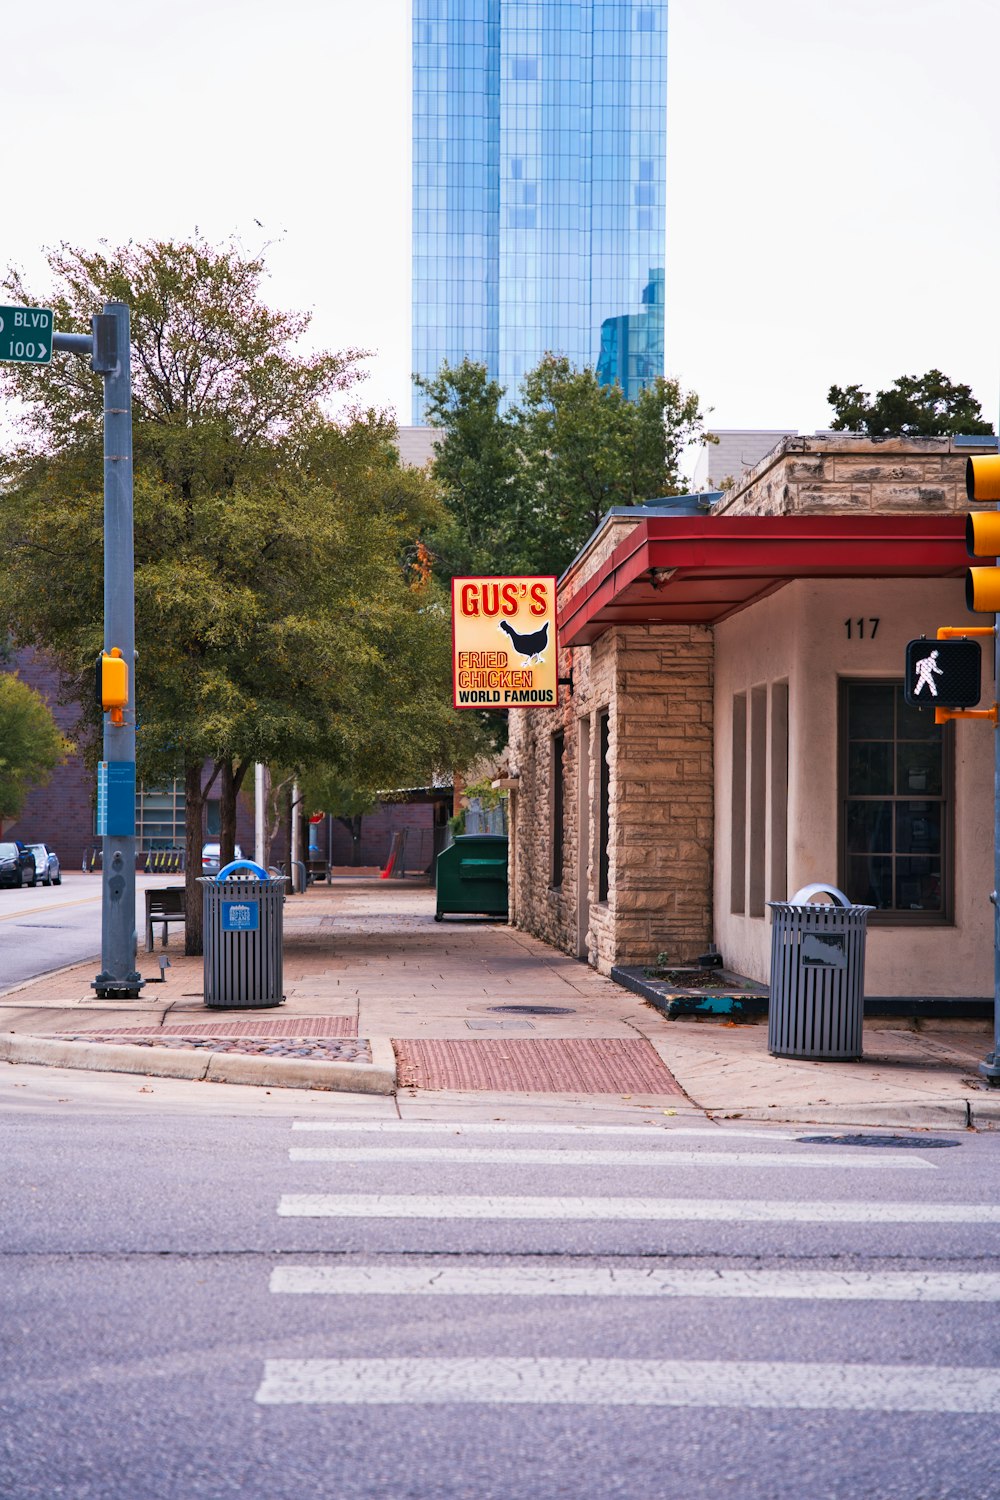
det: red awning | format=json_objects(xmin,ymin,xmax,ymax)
[{"xmin": 559, "ymin": 514, "xmax": 970, "ymax": 645}]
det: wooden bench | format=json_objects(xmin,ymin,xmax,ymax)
[{"xmin": 145, "ymin": 886, "xmax": 186, "ymax": 952}]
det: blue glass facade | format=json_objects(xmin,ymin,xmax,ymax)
[{"xmin": 412, "ymin": 1, "xmax": 667, "ymax": 420}]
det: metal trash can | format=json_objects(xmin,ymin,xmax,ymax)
[
  {"xmin": 200, "ymin": 859, "xmax": 288, "ymax": 1008},
  {"xmin": 435, "ymin": 833, "xmax": 509, "ymax": 921},
  {"xmin": 767, "ymin": 884, "xmax": 874, "ymax": 1060}
]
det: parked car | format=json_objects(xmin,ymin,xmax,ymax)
[
  {"xmin": 201, "ymin": 841, "xmax": 243, "ymax": 876},
  {"xmin": 0, "ymin": 841, "xmax": 38, "ymax": 889},
  {"xmin": 27, "ymin": 843, "xmax": 61, "ymax": 886}
]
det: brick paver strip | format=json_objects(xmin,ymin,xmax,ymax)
[
  {"xmin": 91, "ymin": 1017, "xmax": 357, "ymax": 1037},
  {"xmin": 392, "ymin": 1037, "xmax": 685, "ymax": 1095}
]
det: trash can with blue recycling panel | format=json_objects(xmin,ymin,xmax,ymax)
[
  {"xmin": 767, "ymin": 884, "xmax": 874, "ymax": 1060},
  {"xmin": 200, "ymin": 860, "xmax": 288, "ymax": 1008}
]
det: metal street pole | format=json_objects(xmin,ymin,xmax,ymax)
[
  {"xmin": 42, "ymin": 309, "xmax": 140, "ymax": 999},
  {"xmin": 90, "ymin": 304, "xmax": 142, "ymax": 998}
]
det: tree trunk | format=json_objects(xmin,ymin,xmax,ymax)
[
  {"xmin": 219, "ymin": 759, "xmax": 237, "ymax": 871},
  {"xmin": 184, "ymin": 759, "xmax": 205, "ymax": 956}
]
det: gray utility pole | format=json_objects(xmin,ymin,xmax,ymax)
[{"xmin": 54, "ymin": 304, "xmax": 143, "ymax": 999}]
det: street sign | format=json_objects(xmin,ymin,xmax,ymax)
[
  {"xmin": 0, "ymin": 305, "xmax": 53, "ymax": 364},
  {"xmin": 904, "ymin": 637, "xmax": 982, "ymax": 708}
]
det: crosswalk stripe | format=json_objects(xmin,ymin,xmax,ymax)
[
  {"xmin": 291, "ymin": 1120, "xmax": 805, "ymax": 1141},
  {"xmin": 277, "ymin": 1194, "xmax": 999, "ymax": 1223},
  {"xmin": 288, "ymin": 1145, "xmax": 934, "ymax": 1170},
  {"xmin": 254, "ymin": 1357, "xmax": 1000, "ymax": 1411},
  {"xmin": 269, "ymin": 1266, "xmax": 1000, "ymax": 1300}
]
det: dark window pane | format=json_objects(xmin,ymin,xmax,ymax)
[
  {"xmin": 896, "ymin": 802, "xmax": 941, "ymax": 855},
  {"xmin": 895, "ymin": 859, "xmax": 942, "ymax": 911},
  {"xmin": 897, "ymin": 741, "xmax": 943, "ymax": 796},
  {"xmin": 846, "ymin": 800, "xmax": 893, "ymax": 854},
  {"xmin": 847, "ymin": 855, "xmax": 893, "ymax": 908},
  {"xmin": 849, "ymin": 685, "xmax": 893, "ymax": 740},
  {"xmin": 848, "ymin": 742, "xmax": 893, "ymax": 795},
  {"xmin": 896, "ymin": 689, "xmax": 940, "ymax": 741}
]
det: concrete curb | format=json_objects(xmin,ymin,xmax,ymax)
[
  {"xmin": 706, "ymin": 1097, "xmax": 1000, "ymax": 1130},
  {"xmin": 0, "ymin": 1033, "xmax": 397, "ymax": 1096}
]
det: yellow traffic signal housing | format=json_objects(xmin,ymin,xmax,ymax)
[
  {"xmin": 967, "ymin": 454, "xmax": 1000, "ymax": 503},
  {"xmin": 97, "ymin": 647, "xmax": 129, "ymax": 724},
  {"xmin": 965, "ymin": 456, "xmax": 1000, "ymax": 612}
]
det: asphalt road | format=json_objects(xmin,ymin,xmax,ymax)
[
  {"xmin": 0, "ymin": 873, "xmax": 180, "ymax": 992},
  {"xmin": 1, "ymin": 1075, "xmax": 998, "ymax": 1500}
]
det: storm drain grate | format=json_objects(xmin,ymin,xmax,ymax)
[
  {"xmin": 798, "ymin": 1133, "xmax": 961, "ymax": 1150},
  {"xmin": 90, "ymin": 1016, "xmax": 356, "ymax": 1038},
  {"xmin": 393, "ymin": 1037, "xmax": 684, "ymax": 1095}
]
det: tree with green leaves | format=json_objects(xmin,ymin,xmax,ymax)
[
  {"xmin": 0, "ymin": 673, "xmax": 71, "ymax": 833},
  {"xmin": 827, "ymin": 371, "xmax": 995, "ymax": 437},
  {"xmin": 1, "ymin": 237, "xmax": 490, "ymax": 951},
  {"xmin": 415, "ymin": 355, "xmax": 711, "ymax": 581}
]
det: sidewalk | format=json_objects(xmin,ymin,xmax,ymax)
[{"xmin": 1, "ymin": 877, "xmax": 998, "ymax": 1130}]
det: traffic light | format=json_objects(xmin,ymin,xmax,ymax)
[
  {"xmin": 965, "ymin": 455, "xmax": 1000, "ymax": 612},
  {"xmin": 95, "ymin": 647, "xmax": 129, "ymax": 725}
]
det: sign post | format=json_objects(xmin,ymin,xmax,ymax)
[{"xmin": 10, "ymin": 306, "xmax": 145, "ymax": 999}]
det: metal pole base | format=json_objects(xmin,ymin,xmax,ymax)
[
  {"xmin": 978, "ymin": 1052, "xmax": 1000, "ymax": 1085},
  {"xmin": 92, "ymin": 971, "xmax": 145, "ymax": 1001}
]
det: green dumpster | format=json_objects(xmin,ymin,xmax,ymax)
[{"xmin": 435, "ymin": 833, "xmax": 509, "ymax": 921}]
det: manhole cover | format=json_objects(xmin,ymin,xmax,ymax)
[
  {"xmin": 489, "ymin": 1005, "xmax": 576, "ymax": 1016},
  {"xmin": 798, "ymin": 1134, "xmax": 961, "ymax": 1150}
]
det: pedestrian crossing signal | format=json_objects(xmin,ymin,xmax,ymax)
[
  {"xmin": 904, "ymin": 638, "xmax": 981, "ymax": 709},
  {"xmin": 95, "ymin": 647, "xmax": 129, "ymax": 725}
]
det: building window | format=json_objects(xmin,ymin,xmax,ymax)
[
  {"xmin": 135, "ymin": 781, "xmax": 186, "ymax": 852},
  {"xmin": 730, "ymin": 693, "xmax": 747, "ymax": 914},
  {"xmin": 840, "ymin": 681, "xmax": 951, "ymax": 922},
  {"xmin": 551, "ymin": 729, "xmax": 565, "ymax": 888},
  {"xmin": 598, "ymin": 711, "xmax": 611, "ymax": 903}
]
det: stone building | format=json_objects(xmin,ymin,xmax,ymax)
[{"xmin": 505, "ymin": 433, "xmax": 998, "ymax": 1006}]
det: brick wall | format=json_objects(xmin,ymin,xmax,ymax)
[
  {"xmin": 2, "ymin": 650, "xmax": 94, "ymax": 866},
  {"xmin": 326, "ymin": 801, "xmax": 439, "ymax": 872}
]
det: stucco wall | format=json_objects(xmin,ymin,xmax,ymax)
[{"xmin": 714, "ymin": 577, "xmax": 993, "ymax": 998}]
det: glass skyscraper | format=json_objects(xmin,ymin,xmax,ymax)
[{"xmin": 412, "ymin": 1, "xmax": 667, "ymax": 421}]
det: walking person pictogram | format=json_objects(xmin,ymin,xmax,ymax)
[{"xmin": 913, "ymin": 648, "xmax": 944, "ymax": 698}]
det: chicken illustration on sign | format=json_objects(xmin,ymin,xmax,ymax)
[{"xmin": 452, "ymin": 576, "xmax": 559, "ymax": 708}]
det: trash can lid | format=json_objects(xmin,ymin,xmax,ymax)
[{"xmin": 216, "ymin": 858, "xmax": 269, "ymax": 881}]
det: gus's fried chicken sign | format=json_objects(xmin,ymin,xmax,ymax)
[{"xmin": 451, "ymin": 576, "xmax": 559, "ymax": 708}]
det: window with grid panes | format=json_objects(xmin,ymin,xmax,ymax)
[{"xmin": 840, "ymin": 681, "xmax": 950, "ymax": 921}]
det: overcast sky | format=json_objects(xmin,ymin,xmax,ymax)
[{"xmin": 5, "ymin": 0, "xmax": 999, "ymax": 473}]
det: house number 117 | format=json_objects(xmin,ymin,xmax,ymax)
[{"xmin": 844, "ymin": 617, "xmax": 880, "ymax": 639}]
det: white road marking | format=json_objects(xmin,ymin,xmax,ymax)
[
  {"xmin": 288, "ymin": 1144, "xmax": 935, "ymax": 1171},
  {"xmin": 292, "ymin": 1120, "xmax": 806, "ymax": 1141},
  {"xmin": 269, "ymin": 1265, "xmax": 1000, "ymax": 1301},
  {"xmin": 254, "ymin": 1357, "xmax": 1000, "ymax": 1411},
  {"xmin": 277, "ymin": 1194, "xmax": 1000, "ymax": 1223}
]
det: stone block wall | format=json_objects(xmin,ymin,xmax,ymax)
[
  {"xmin": 712, "ymin": 433, "xmax": 995, "ymax": 517},
  {"xmin": 507, "ymin": 623, "xmax": 714, "ymax": 974}
]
